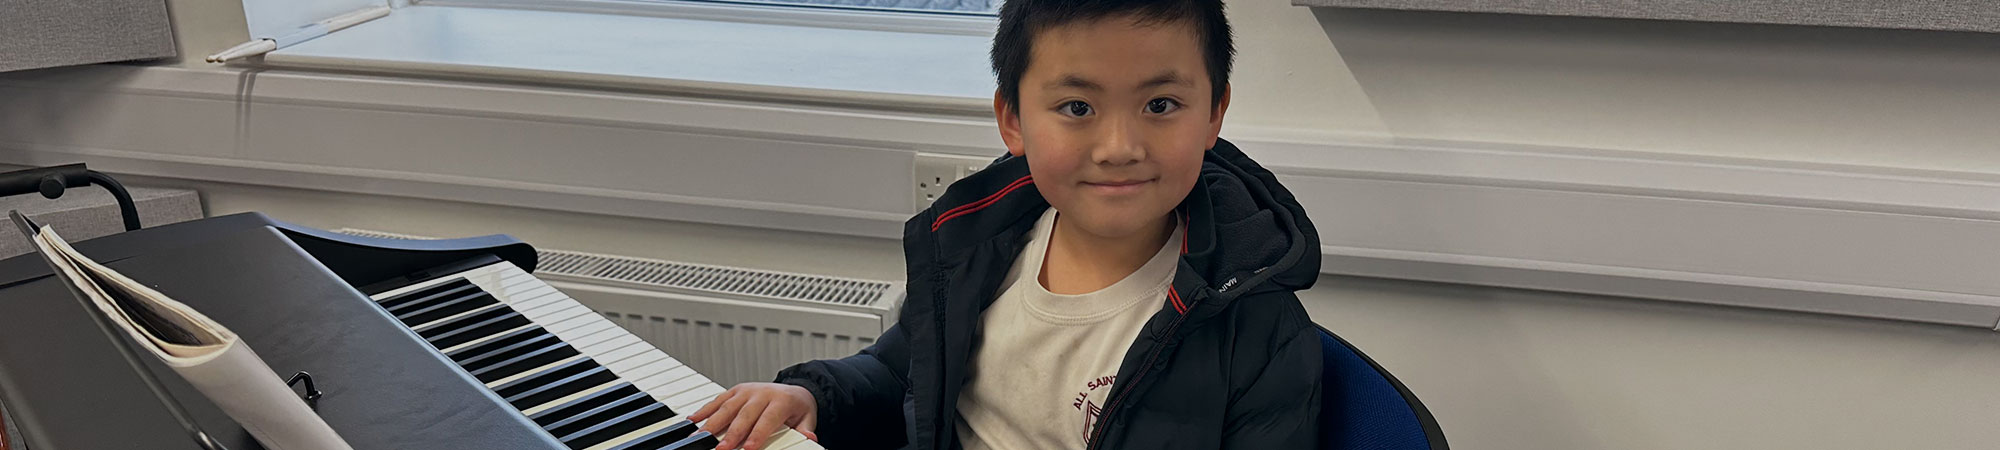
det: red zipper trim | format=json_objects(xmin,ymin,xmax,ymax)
[
  {"xmin": 930, "ymin": 175, "xmax": 1034, "ymax": 231},
  {"xmin": 1084, "ymin": 294, "xmax": 1195, "ymax": 450}
]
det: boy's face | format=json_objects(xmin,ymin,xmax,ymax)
[{"xmin": 998, "ymin": 16, "xmax": 1229, "ymax": 240}]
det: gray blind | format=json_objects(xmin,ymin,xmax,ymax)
[
  {"xmin": 0, "ymin": 0, "xmax": 176, "ymax": 72},
  {"xmin": 1292, "ymin": 0, "xmax": 2000, "ymax": 34}
]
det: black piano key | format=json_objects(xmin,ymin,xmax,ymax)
[
  {"xmin": 543, "ymin": 390, "xmax": 655, "ymax": 438},
  {"xmin": 604, "ymin": 420, "xmax": 699, "ymax": 450},
  {"xmin": 396, "ymin": 291, "xmax": 501, "ymax": 326},
  {"xmin": 413, "ymin": 304, "xmax": 508, "ymax": 336},
  {"xmin": 505, "ymin": 366, "xmax": 619, "ymax": 410},
  {"xmin": 493, "ymin": 358, "xmax": 592, "ymax": 397},
  {"xmin": 424, "ymin": 309, "xmax": 533, "ymax": 349},
  {"xmin": 558, "ymin": 402, "xmax": 675, "ymax": 450},
  {"xmin": 465, "ymin": 338, "xmax": 577, "ymax": 382},
  {"xmin": 447, "ymin": 325, "xmax": 551, "ymax": 362},
  {"xmin": 660, "ymin": 431, "xmax": 719, "ymax": 450},
  {"xmin": 530, "ymin": 383, "xmax": 644, "ymax": 425},
  {"xmin": 383, "ymin": 281, "xmax": 484, "ymax": 315},
  {"xmin": 378, "ymin": 279, "xmax": 481, "ymax": 311}
]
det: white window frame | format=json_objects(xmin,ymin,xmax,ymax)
[{"xmin": 417, "ymin": 0, "xmax": 1000, "ymax": 36}]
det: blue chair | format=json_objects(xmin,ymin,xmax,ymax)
[{"xmin": 1317, "ymin": 325, "xmax": 1447, "ymax": 450}]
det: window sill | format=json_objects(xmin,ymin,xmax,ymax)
[{"xmin": 263, "ymin": 4, "xmax": 998, "ymax": 112}]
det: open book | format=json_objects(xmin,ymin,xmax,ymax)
[{"xmin": 13, "ymin": 212, "xmax": 354, "ymax": 450}]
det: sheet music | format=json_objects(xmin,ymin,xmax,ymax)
[{"xmin": 27, "ymin": 225, "xmax": 355, "ymax": 450}]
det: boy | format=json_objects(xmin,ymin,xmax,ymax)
[{"xmin": 691, "ymin": 0, "xmax": 1323, "ymax": 448}]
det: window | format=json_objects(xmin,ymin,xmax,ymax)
[
  {"xmin": 250, "ymin": 0, "xmax": 1000, "ymax": 105},
  {"xmin": 674, "ymin": 0, "xmax": 998, "ymax": 15}
]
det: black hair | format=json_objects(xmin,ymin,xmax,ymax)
[{"xmin": 990, "ymin": 0, "xmax": 1234, "ymax": 113}]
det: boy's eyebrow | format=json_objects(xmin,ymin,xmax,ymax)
[
  {"xmin": 1139, "ymin": 71, "xmax": 1191, "ymax": 89},
  {"xmin": 1046, "ymin": 71, "xmax": 1192, "ymax": 92},
  {"xmin": 1049, "ymin": 75, "xmax": 1103, "ymax": 92}
]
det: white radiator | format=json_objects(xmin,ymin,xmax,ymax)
[{"xmin": 335, "ymin": 229, "xmax": 903, "ymax": 386}]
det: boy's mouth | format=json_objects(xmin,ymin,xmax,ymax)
[{"xmin": 1082, "ymin": 178, "xmax": 1154, "ymax": 195}]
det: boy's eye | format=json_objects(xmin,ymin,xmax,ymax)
[
  {"xmin": 1061, "ymin": 101, "xmax": 1094, "ymax": 118},
  {"xmin": 1146, "ymin": 98, "xmax": 1182, "ymax": 115}
]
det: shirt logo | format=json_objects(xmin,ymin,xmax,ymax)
[{"xmin": 1072, "ymin": 375, "xmax": 1116, "ymax": 442}]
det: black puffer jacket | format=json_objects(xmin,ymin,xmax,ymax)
[{"xmin": 777, "ymin": 138, "xmax": 1323, "ymax": 449}]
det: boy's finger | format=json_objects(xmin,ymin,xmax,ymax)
[
  {"xmin": 690, "ymin": 389, "xmax": 735, "ymax": 422},
  {"xmin": 800, "ymin": 430, "xmax": 818, "ymax": 442},
  {"xmin": 699, "ymin": 393, "xmax": 750, "ymax": 435},
  {"xmin": 741, "ymin": 404, "xmax": 793, "ymax": 450},
  {"xmin": 798, "ymin": 411, "xmax": 816, "ymax": 435},
  {"xmin": 717, "ymin": 397, "xmax": 770, "ymax": 450}
]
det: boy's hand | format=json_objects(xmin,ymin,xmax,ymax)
[{"xmin": 689, "ymin": 382, "xmax": 819, "ymax": 450}]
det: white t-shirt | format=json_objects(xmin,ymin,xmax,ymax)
[{"xmin": 954, "ymin": 209, "xmax": 1183, "ymax": 450}]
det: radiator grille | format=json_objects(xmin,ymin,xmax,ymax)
[
  {"xmin": 332, "ymin": 229, "xmax": 896, "ymax": 309},
  {"xmin": 538, "ymin": 251, "xmax": 894, "ymax": 308}
]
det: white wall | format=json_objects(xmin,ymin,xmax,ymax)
[{"xmin": 1224, "ymin": 0, "xmax": 1390, "ymax": 137}]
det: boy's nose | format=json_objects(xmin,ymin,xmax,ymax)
[{"xmin": 1091, "ymin": 115, "xmax": 1146, "ymax": 165}]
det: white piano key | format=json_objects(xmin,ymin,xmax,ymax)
[
  {"xmin": 764, "ymin": 428, "xmax": 810, "ymax": 450},
  {"xmin": 496, "ymin": 274, "xmax": 543, "ymax": 294},
  {"xmin": 558, "ymin": 324, "xmax": 628, "ymax": 351},
  {"xmin": 633, "ymin": 365, "xmax": 698, "ymax": 394},
  {"xmin": 530, "ymin": 306, "xmax": 609, "ymax": 333},
  {"xmin": 591, "ymin": 340, "xmax": 652, "ymax": 367},
  {"xmin": 543, "ymin": 309, "xmax": 610, "ymax": 335},
  {"xmin": 651, "ymin": 368, "xmax": 716, "ymax": 398},
  {"xmin": 508, "ymin": 296, "xmax": 572, "ymax": 319},
  {"xmin": 504, "ymin": 288, "xmax": 567, "ymax": 313},
  {"xmin": 519, "ymin": 296, "xmax": 592, "ymax": 322},
  {"xmin": 603, "ymin": 350, "xmax": 669, "ymax": 379},
  {"xmin": 503, "ymin": 285, "xmax": 567, "ymax": 308},
  {"xmin": 548, "ymin": 321, "xmax": 637, "ymax": 353},
  {"xmin": 572, "ymin": 335, "xmax": 643, "ymax": 364},
  {"xmin": 665, "ymin": 384, "xmax": 728, "ymax": 414}
]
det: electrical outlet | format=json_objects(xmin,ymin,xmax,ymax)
[{"xmin": 914, "ymin": 153, "xmax": 996, "ymax": 212}]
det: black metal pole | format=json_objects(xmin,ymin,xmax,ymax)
[
  {"xmin": 83, "ymin": 171, "xmax": 143, "ymax": 231},
  {"xmin": 0, "ymin": 164, "xmax": 143, "ymax": 231}
]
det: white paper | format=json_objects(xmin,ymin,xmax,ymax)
[{"xmin": 29, "ymin": 226, "xmax": 354, "ymax": 450}]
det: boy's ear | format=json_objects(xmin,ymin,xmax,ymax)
[
  {"xmin": 1207, "ymin": 83, "xmax": 1231, "ymax": 149},
  {"xmin": 995, "ymin": 90, "xmax": 1027, "ymax": 157}
]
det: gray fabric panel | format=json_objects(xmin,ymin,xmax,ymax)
[
  {"xmin": 1291, "ymin": 0, "xmax": 2000, "ymax": 34},
  {"xmin": 0, "ymin": 186, "xmax": 204, "ymax": 259},
  {"xmin": 0, "ymin": 0, "xmax": 177, "ymax": 72}
]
